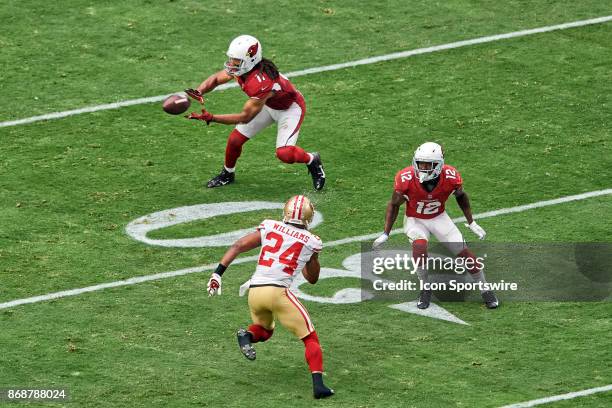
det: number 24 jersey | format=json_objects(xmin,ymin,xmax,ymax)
[
  {"xmin": 394, "ymin": 164, "xmax": 463, "ymax": 219},
  {"xmin": 251, "ymin": 220, "xmax": 322, "ymax": 287}
]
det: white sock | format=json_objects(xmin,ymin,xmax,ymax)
[
  {"xmin": 306, "ymin": 153, "xmax": 314, "ymax": 165},
  {"xmin": 224, "ymin": 165, "xmax": 235, "ymax": 173}
]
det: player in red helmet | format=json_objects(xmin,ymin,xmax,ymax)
[
  {"xmin": 373, "ymin": 142, "xmax": 499, "ymax": 309},
  {"xmin": 185, "ymin": 35, "xmax": 325, "ymax": 190},
  {"xmin": 206, "ymin": 195, "xmax": 334, "ymax": 399}
]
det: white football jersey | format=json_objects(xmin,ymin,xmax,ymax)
[{"xmin": 250, "ymin": 219, "xmax": 323, "ymax": 287}]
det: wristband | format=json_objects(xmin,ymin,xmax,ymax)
[{"xmin": 214, "ymin": 264, "xmax": 227, "ymax": 276}]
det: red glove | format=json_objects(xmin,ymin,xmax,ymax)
[
  {"xmin": 186, "ymin": 109, "xmax": 214, "ymax": 125},
  {"xmin": 185, "ymin": 88, "xmax": 204, "ymax": 104}
]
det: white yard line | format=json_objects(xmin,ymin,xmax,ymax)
[
  {"xmin": 498, "ymin": 384, "xmax": 612, "ymax": 408},
  {"xmin": 0, "ymin": 189, "xmax": 610, "ymax": 310},
  {"xmin": 1, "ymin": 15, "xmax": 611, "ymax": 128}
]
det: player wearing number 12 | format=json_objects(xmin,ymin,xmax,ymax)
[
  {"xmin": 373, "ymin": 142, "xmax": 499, "ymax": 309},
  {"xmin": 206, "ymin": 195, "xmax": 334, "ymax": 399}
]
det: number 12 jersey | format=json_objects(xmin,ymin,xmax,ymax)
[{"xmin": 394, "ymin": 164, "xmax": 463, "ymax": 219}]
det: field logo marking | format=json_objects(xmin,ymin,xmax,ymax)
[
  {"xmin": 1, "ymin": 15, "xmax": 611, "ymax": 128},
  {"xmin": 290, "ymin": 253, "xmax": 369, "ymax": 304},
  {"xmin": 389, "ymin": 302, "xmax": 469, "ymax": 325},
  {"xmin": 126, "ymin": 202, "xmax": 465, "ymax": 323},
  {"xmin": 125, "ymin": 201, "xmax": 323, "ymax": 248},
  {"xmin": 290, "ymin": 252, "xmax": 469, "ymax": 324}
]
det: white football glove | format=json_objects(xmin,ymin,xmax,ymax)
[
  {"xmin": 373, "ymin": 233, "xmax": 389, "ymax": 249},
  {"xmin": 465, "ymin": 221, "xmax": 486, "ymax": 240},
  {"xmin": 207, "ymin": 273, "xmax": 222, "ymax": 296}
]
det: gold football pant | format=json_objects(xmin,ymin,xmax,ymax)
[{"xmin": 248, "ymin": 285, "xmax": 315, "ymax": 339}]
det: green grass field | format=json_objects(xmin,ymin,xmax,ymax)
[{"xmin": 1, "ymin": 1, "xmax": 611, "ymax": 407}]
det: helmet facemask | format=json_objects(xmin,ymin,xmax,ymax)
[
  {"xmin": 224, "ymin": 58, "xmax": 248, "ymax": 77},
  {"xmin": 414, "ymin": 159, "xmax": 443, "ymax": 182}
]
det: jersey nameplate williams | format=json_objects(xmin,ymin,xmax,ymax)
[{"xmin": 272, "ymin": 223, "xmax": 311, "ymax": 244}]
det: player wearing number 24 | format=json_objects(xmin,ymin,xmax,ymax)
[
  {"xmin": 184, "ymin": 35, "xmax": 326, "ymax": 191},
  {"xmin": 373, "ymin": 142, "xmax": 499, "ymax": 310},
  {"xmin": 206, "ymin": 195, "xmax": 334, "ymax": 399}
]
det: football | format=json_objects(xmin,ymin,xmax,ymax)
[{"xmin": 162, "ymin": 94, "xmax": 191, "ymax": 115}]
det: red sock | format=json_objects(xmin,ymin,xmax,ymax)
[
  {"xmin": 302, "ymin": 331, "xmax": 324, "ymax": 373},
  {"xmin": 412, "ymin": 239, "xmax": 428, "ymax": 269},
  {"xmin": 225, "ymin": 130, "xmax": 249, "ymax": 169},
  {"xmin": 275, "ymin": 146, "xmax": 311, "ymax": 164},
  {"xmin": 247, "ymin": 324, "xmax": 274, "ymax": 343},
  {"xmin": 457, "ymin": 248, "xmax": 480, "ymax": 274}
]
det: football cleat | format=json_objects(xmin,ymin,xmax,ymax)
[
  {"xmin": 417, "ymin": 289, "xmax": 432, "ymax": 309},
  {"xmin": 236, "ymin": 328, "xmax": 256, "ymax": 361},
  {"xmin": 206, "ymin": 168, "xmax": 235, "ymax": 188},
  {"xmin": 306, "ymin": 152, "xmax": 326, "ymax": 191},
  {"xmin": 312, "ymin": 373, "xmax": 334, "ymax": 399},
  {"xmin": 481, "ymin": 291, "xmax": 499, "ymax": 309},
  {"xmin": 313, "ymin": 384, "xmax": 335, "ymax": 399}
]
